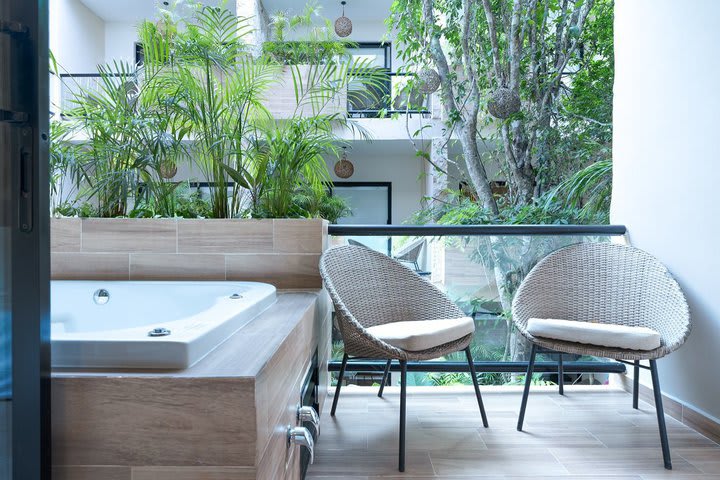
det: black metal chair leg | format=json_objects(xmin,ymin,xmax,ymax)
[
  {"xmin": 558, "ymin": 353, "xmax": 564, "ymax": 396},
  {"xmin": 331, "ymin": 353, "xmax": 348, "ymax": 417},
  {"xmin": 633, "ymin": 360, "xmax": 640, "ymax": 409},
  {"xmin": 517, "ymin": 343, "xmax": 537, "ymax": 431},
  {"xmin": 650, "ymin": 359, "xmax": 672, "ymax": 470},
  {"xmin": 398, "ymin": 359, "xmax": 407, "ymax": 472},
  {"xmin": 464, "ymin": 346, "xmax": 489, "ymax": 427},
  {"xmin": 378, "ymin": 359, "xmax": 392, "ymax": 398}
]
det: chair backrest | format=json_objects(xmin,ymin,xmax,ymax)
[
  {"xmin": 347, "ymin": 238, "xmax": 369, "ymax": 248},
  {"xmin": 320, "ymin": 245, "xmax": 463, "ymax": 329},
  {"xmin": 394, "ymin": 238, "xmax": 425, "ymax": 263},
  {"xmin": 512, "ymin": 242, "xmax": 691, "ymax": 354}
]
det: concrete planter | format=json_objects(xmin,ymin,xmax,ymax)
[{"xmin": 50, "ymin": 218, "xmax": 328, "ymax": 289}]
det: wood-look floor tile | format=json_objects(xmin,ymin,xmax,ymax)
[
  {"xmin": 480, "ymin": 426, "xmax": 604, "ymax": 448},
  {"xmin": 550, "ymin": 447, "xmax": 702, "ymax": 475},
  {"xmin": 591, "ymin": 428, "xmax": 719, "ymax": 449},
  {"xmin": 368, "ymin": 425, "xmax": 487, "ymax": 452},
  {"xmin": 677, "ymin": 449, "xmax": 720, "ymax": 474},
  {"xmin": 641, "ymin": 475, "xmax": 720, "ymax": 480},
  {"xmin": 430, "ymin": 448, "xmax": 568, "ymax": 476},
  {"xmin": 308, "ymin": 388, "xmax": 720, "ymax": 479},
  {"xmin": 309, "ymin": 451, "xmax": 434, "ymax": 476}
]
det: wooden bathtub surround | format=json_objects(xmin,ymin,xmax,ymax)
[
  {"xmin": 52, "ymin": 291, "xmax": 333, "ymax": 480},
  {"xmin": 50, "ymin": 218, "xmax": 328, "ymax": 289}
]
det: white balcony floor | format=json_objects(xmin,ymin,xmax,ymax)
[{"xmin": 308, "ymin": 385, "xmax": 720, "ymax": 479}]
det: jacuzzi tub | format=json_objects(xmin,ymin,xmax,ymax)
[{"xmin": 51, "ymin": 281, "xmax": 277, "ymax": 369}]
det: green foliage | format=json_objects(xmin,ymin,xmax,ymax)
[
  {"xmin": 53, "ymin": 2, "xmax": 382, "ymax": 222},
  {"xmin": 292, "ymin": 184, "xmax": 351, "ymax": 223},
  {"xmin": 413, "ymin": 189, "xmax": 606, "ymax": 226},
  {"xmin": 263, "ymin": 41, "xmax": 351, "ymax": 65},
  {"xmin": 544, "ymin": 160, "xmax": 612, "ymax": 223},
  {"xmin": 139, "ymin": 5, "xmax": 276, "ymax": 218},
  {"xmin": 49, "ymin": 121, "xmax": 81, "ymax": 215},
  {"xmin": 389, "ymin": 0, "xmax": 615, "ymax": 214},
  {"xmin": 505, "ymin": 373, "xmax": 556, "ymax": 387},
  {"xmin": 425, "ymin": 372, "xmax": 473, "ymax": 386},
  {"xmin": 129, "ymin": 182, "xmax": 213, "ymax": 219}
]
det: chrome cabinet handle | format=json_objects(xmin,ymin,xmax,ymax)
[
  {"xmin": 287, "ymin": 426, "xmax": 315, "ymax": 464},
  {"xmin": 297, "ymin": 405, "xmax": 320, "ymax": 436}
]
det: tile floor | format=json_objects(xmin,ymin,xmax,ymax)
[{"xmin": 306, "ymin": 385, "xmax": 720, "ymax": 479}]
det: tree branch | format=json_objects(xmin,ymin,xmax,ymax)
[
  {"xmin": 481, "ymin": 0, "xmax": 505, "ymax": 85},
  {"xmin": 508, "ymin": 0, "xmax": 523, "ymax": 90}
]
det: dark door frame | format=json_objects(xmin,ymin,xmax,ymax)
[{"xmin": 3, "ymin": 0, "xmax": 51, "ymax": 478}]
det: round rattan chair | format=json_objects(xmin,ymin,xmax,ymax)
[
  {"xmin": 320, "ymin": 245, "xmax": 488, "ymax": 472},
  {"xmin": 511, "ymin": 242, "xmax": 691, "ymax": 470}
]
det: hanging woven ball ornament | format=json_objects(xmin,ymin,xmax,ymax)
[
  {"xmin": 417, "ymin": 68, "xmax": 441, "ymax": 94},
  {"xmin": 487, "ymin": 87, "xmax": 521, "ymax": 119},
  {"xmin": 334, "ymin": 149, "xmax": 354, "ymax": 179},
  {"xmin": 334, "ymin": 2, "xmax": 352, "ymax": 37},
  {"xmin": 159, "ymin": 161, "xmax": 177, "ymax": 179}
]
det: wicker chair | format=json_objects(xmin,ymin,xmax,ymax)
[
  {"xmin": 512, "ymin": 242, "xmax": 691, "ymax": 470},
  {"xmin": 320, "ymin": 245, "xmax": 488, "ymax": 472},
  {"xmin": 393, "ymin": 238, "xmax": 425, "ymax": 271}
]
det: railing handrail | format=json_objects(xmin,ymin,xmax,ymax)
[{"xmin": 328, "ymin": 224, "xmax": 627, "ymax": 236}]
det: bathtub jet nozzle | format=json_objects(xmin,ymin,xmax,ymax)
[{"xmin": 148, "ymin": 327, "xmax": 171, "ymax": 337}]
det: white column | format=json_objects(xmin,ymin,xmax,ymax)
[
  {"xmin": 236, "ymin": 0, "xmax": 269, "ymax": 57},
  {"xmin": 612, "ymin": 0, "xmax": 720, "ymax": 420}
]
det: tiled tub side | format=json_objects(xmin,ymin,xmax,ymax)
[{"xmin": 50, "ymin": 218, "xmax": 328, "ymax": 289}]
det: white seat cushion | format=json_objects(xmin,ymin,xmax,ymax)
[
  {"xmin": 366, "ymin": 317, "xmax": 475, "ymax": 352},
  {"xmin": 526, "ymin": 318, "xmax": 662, "ymax": 351}
]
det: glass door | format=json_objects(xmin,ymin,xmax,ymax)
[
  {"xmin": 331, "ymin": 182, "xmax": 391, "ymax": 255},
  {"xmin": 1, "ymin": 0, "xmax": 51, "ymax": 479}
]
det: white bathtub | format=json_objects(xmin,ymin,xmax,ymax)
[{"xmin": 51, "ymin": 281, "xmax": 277, "ymax": 369}]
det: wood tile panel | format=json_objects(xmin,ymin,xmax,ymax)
[
  {"xmin": 273, "ymin": 219, "xmax": 326, "ymax": 253},
  {"xmin": 82, "ymin": 218, "xmax": 177, "ymax": 253},
  {"xmin": 52, "ymin": 377, "xmax": 257, "ymax": 467},
  {"xmin": 131, "ymin": 466, "xmax": 256, "ymax": 480},
  {"xmin": 51, "ymin": 217, "xmax": 81, "ymax": 252},
  {"xmin": 226, "ymin": 254, "xmax": 321, "ymax": 289},
  {"xmin": 52, "ymin": 466, "xmax": 131, "ymax": 480},
  {"xmin": 52, "ymin": 253, "xmax": 129, "ymax": 280},
  {"xmin": 177, "ymin": 219, "xmax": 273, "ymax": 254},
  {"xmin": 130, "ymin": 254, "xmax": 226, "ymax": 280}
]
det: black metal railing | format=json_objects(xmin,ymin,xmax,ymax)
[{"xmin": 327, "ymin": 224, "xmax": 628, "ymax": 379}]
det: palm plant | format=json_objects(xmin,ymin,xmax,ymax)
[
  {"xmin": 49, "ymin": 120, "xmax": 82, "ymax": 215},
  {"xmin": 65, "ymin": 61, "xmax": 150, "ymax": 217},
  {"xmin": 140, "ymin": 5, "xmax": 279, "ymax": 218},
  {"xmin": 544, "ymin": 159, "xmax": 612, "ymax": 222}
]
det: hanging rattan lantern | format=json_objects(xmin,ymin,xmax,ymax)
[
  {"xmin": 334, "ymin": 147, "xmax": 354, "ymax": 179},
  {"xmin": 487, "ymin": 87, "xmax": 521, "ymax": 119},
  {"xmin": 417, "ymin": 68, "xmax": 441, "ymax": 94},
  {"xmin": 159, "ymin": 161, "xmax": 177, "ymax": 179},
  {"xmin": 334, "ymin": 1, "xmax": 352, "ymax": 38}
]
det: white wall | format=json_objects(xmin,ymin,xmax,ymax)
[
  {"xmin": 325, "ymin": 142, "xmax": 425, "ymax": 223},
  {"xmin": 50, "ymin": 0, "xmax": 106, "ymax": 72},
  {"xmin": 105, "ymin": 23, "xmax": 139, "ymax": 64},
  {"xmin": 612, "ymin": 0, "xmax": 720, "ymax": 421}
]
